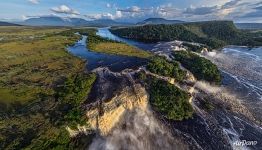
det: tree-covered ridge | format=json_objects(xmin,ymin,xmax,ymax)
[
  {"xmin": 110, "ymin": 21, "xmax": 262, "ymax": 49},
  {"xmin": 173, "ymin": 51, "xmax": 221, "ymax": 84},
  {"xmin": 147, "ymin": 57, "xmax": 186, "ymax": 81},
  {"xmin": 146, "ymin": 77, "xmax": 193, "ymax": 121}
]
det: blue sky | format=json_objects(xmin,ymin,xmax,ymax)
[{"xmin": 0, "ymin": 0, "xmax": 261, "ymax": 23}]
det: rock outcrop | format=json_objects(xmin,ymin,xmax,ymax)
[{"xmin": 84, "ymin": 67, "xmax": 148, "ymax": 135}]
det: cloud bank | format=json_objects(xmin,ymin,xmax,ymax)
[
  {"xmin": 51, "ymin": 5, "xmax": 80, "ymax": 15},
  {"xmin": 87, "ymin": 0, "xmax": 262, "ymax": 22},
  {"xmin": 21, "ymin": 0, "xmax": 262, "ymax": 23},
  {"xmin": 28, "ymin": 0, "xmax": 39, "ymax": 4}
]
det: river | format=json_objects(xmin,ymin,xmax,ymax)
[
  {"xmin": 97, "ymin": 28, "xmax": 262, "ymax": 118},
  {"xmin": 205, "ymin": 46, "xmax": 262, "ymax": 120},
  {"xmin": 99, "ymin": 29, "xmax": 262, "ymax": 97},
  {"xmin": 67, "ymin": 34, "xmax": 147, "ymax": 72},
  {"xmin": 96, "ymin": 28, "xmax": 155, "ymax": 51},
  {"xmin": 69, "ymin": 27, "xmax": 262, "ymax": 121},
  {"xmin": 97, "ymin": 28, "xmax": 262, "ymax": 149},
  {"xmin": 69, "ymin": 28, "xmax": 262, "ymax": 150}
]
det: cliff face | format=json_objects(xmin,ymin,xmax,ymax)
[
  {"xmin": 68, "ymin": 67, "xmax": 261, "ymax": 150},
  {"xmin": 85, "ymin": 67, "xmax": 196, "ymax": 136},
  {"xmin": 84, "ymin": 67, "xmax": 190, "ymax": 150},
  {"xmin": 86, "ymin": 80, "xmax": 148, "ymax": 135},
  {"xmin": 83, "ymin": 67, "xmax": 148, "ymax": 135}
]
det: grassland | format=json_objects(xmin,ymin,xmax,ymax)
[
  {"xmin": 0, "ymin": 26, "xmax": 66, "ymax": 43},
  {"xmin": 0, "ymin": 27, "xmax": 97, "ymax": 149},
  {"xmin": 90, "ymin": 42, "xmax": 152, "ymax": 58},
  {"xmin": 0, "ymin": 27, "xmax": 82, "ymax": 104}
]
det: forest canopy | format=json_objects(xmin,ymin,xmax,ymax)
[
  {"xmin": 173, "ymin": 51, "xmax": 221, "ymax": 84},
  {"xmin": 147, "ymin": 56, "xmax": 186, "ymax": 81},
  {"xmin": 110, "ymin": 21, "xmax": 262, "ymax": 49}
]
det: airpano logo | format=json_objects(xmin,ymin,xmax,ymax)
[{"xmin": 233, "ymin": 140, "xmax": 257, "ymax": 146}]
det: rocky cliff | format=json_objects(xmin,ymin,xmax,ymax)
[{"xmin": 67, "ymin": 67, "xmax": 262, "ymax": 150}]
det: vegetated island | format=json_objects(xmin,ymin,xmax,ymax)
[
  {"xmin": 146, "ymin": 56, "xmax": 186, "ymax": 82},
  {"xmin": 66, "ymin": 28, "xmax": 152, "ymax": 58},
  {"xmin": 139, "ymin": 54, "xmax": 221, "ymax": 120},
  {"xmin": 138, "ymin": 56, "xmax": 194, "ymax": 120},
  {"xmin": 110, "ymin": 20, "xmax": 262, "ymax": 49},
  {"xmin": 173, "ymin": 51, "xmax": 221, "ymax": 84}
]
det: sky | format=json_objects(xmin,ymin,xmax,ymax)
[{"xmin": 0, "ymin": 0, "xmax": 261, "ymax": 23}]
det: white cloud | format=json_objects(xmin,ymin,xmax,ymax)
[
  {"xmin": 141, "ymin": 0, "xmax": 259, "ymax": 21},
  {"xmin": 106, "ymin": 3, "xmax": 111, "ymax": 8},
  {"xmin": 117, "ymin": 6, "xmax": 152, "ymax": 13},
  {"xmin": 85, "ymin": 13, "xmax": 113, "ymax": 20},
  {"xmin": 28, "ymin": 0, "xmax": 39, "ymax": 4},
  {"xmin": 85, "ymin": 10, "xmax": 123, "ymax": 20},
  {"xmin": 222, "ymin": 0, "xmax": 241, "ymax": 9},
  {"xmin": 118, "ymin": 6, "xmax": 141, "ymax": 13},
  {"xmin": 21, "ymin": 14, "xmax": 59, "ymax": 20},
  {"xmin": 106, "ymin": 3, "xmax": 117, "ymax": 9},
  {"xmin": 115, "ymin": 11, "xmax": 122, "ymax": 18},
  {"xmin": 184, "ymin": 6, "xmax": 219, "ymax": 15},
  {"xmin": 57, "ymin": 0, "xmax": 261, "ymax": 22},
  {"xmin": 51, "ymin": 5, "xmax": 80, "ymax": 15},
  {"xmin": 199, "ymin": 0, "xmax": 232, "ymax": 7},
  {"xmin": 22, "ymin": 15, "xmax": 28, "ymax": 20}
]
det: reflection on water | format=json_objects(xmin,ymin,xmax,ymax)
[
  {"xmin": 96, "ymin": 28, "xmax": 155, "ymax": 51},
  {"xmin": 67, "ymin": 35, "xmax": 147, "ymax": 72}
]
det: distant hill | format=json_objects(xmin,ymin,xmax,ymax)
[
  {"xmin": 137, "ymin": 18, "xmax": 185, "ymax": 25},
  {"xmin": 91, "ymin": 19, "xmax": 132, "ymax": 27},
  {"xmin": 110, "ymin": 21, "xmax": 262, "ymax": 49},
  {"xmin": 19, "ymin": 16, "xmax": 131, "ymax": 27},
  {"xmin": 21, "ymin": 17, "xmax": 73, "ymax": 26},
  {"xmin": 235, "ymin": 23, "xmax": 262, "ymax": 30},
  {"xmin": 0, "ymin": 21, "xmax": 21, "ymax": 26}
]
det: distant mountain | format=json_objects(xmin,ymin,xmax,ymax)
[
  {"xmin": 0, "ymin": 21, "xmax": 21, "ymax": 26},
  {"xmin": 19, "ymin": 16, "xmax": 131, "ymax": 27},
  {"xmin": 20, "ymin": 17, "xmax": 85, "ymax": 26},
  {"xmin": 137, "ymin": 18, "xmax": 185, "ymax": 25},
  {"xmin": 91, "ymin": 19, "xmax": 131, "ymax": 27},
  {"xmin": 235, "ymin": 23, "xmax": 262, "ymax": 30},
  {"xmin": 22, "ymin": 17, "xmax": 67, "ymax": 26}
]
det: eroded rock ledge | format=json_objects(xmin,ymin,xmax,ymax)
[
  {"xmin": 85, "ymin": 67, "xmax": 149, "ymax": 135},
  {"xmin": 68, "ymin": 67, "xmax": 262, "ymax": 150}
]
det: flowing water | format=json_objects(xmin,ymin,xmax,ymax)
[
  {"xmin": 205, "ymin": 46, "xmax": 262, "ymax": 120},
  {"xmin": 202, "ymin": 47, "xmax": 262, "ymax": 150},
  {"xmin": 69, "ymin": 28, "xmax": 262, "ymax": 149},
  {"xmin": 98, "ymin": 28, "xmax": 262, "ymax": 118},
  {"xmin": 97, "ymin": 28, "xmax": 262, "ymax": 113}
]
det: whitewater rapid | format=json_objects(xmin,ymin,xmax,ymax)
[
  {"xmin": 204, "ymin": 46, "xmax": 262, "ymax": 121},
  {"xmin": 88, "ymin": 29, "xmax": 262, "ymax": 149}
]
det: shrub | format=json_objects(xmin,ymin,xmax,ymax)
[
  {"xmin": 148, "ymin": 78, "xmax": 193, "ymax": 120},
  {"xmin": 173, "ymin": 51, "xmax": 221, "ymax": 84},
  {"xmin": 147, "ymin": 57, "xmax": 186, "ymax": 81}
]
